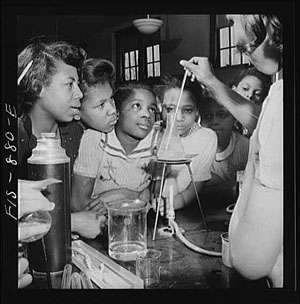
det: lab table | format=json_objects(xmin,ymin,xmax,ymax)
[{"xmin": 27, "ymin": 200, "xmax": 269, "ymax": 289}]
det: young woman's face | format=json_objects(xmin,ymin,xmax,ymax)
[
  {"xmin": 116, "ymin": 88, "xmax": 157, "ymax": 141},
  {"xmin": 228, "ymin": 14, "xmax": 281, "ymax": 75},
  {"xmin": 201, "ymin": 102, "xmax": 235, "ymax": 142},
  {"xmin": 233, "ymin": 75, "xmax": 265, "ymax": 105},
  {"xmin": 80, "ymin": 82, "xmax": 117, "ymax": 132},
  {"xmin": 162, "ymin": 88, "xmax": 198, "ymax": 136},
  {"xmin": 38, "ymin": 61, "xmax": 83, "ymax": 122}
]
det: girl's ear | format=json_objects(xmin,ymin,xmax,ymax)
[
  {"xmin": 195, "ymin": 110, "xmax": 200, "ymax": 123},
  {"xmin": 231, "ymin": 85, "xmax": 237, "ymax": 92},
  {"xmin": 32, "ymin": 79, "xmax": 44, "ymax": 97}
]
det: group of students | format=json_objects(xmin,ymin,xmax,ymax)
[{"xmin": 18, "ymin": 13, "xmax": 283, "ymax": 289}]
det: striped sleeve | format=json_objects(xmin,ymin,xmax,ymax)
[{"xmin": 73, "ymin": 129, "xmax": 104, "ymax": 178}]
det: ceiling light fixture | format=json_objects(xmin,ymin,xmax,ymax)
[{"xmin": 133, "ymin": 14, "xmax": 163, "ymax": 35}]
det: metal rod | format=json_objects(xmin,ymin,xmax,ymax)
[
  {"xmin": 186, "ymin": 163, "xmax": 208, "ymax": 231},
  {"xmin": 152, "ymin": 163, "xmax": 167, "ymax": 240}
]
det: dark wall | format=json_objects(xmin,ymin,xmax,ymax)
[
  {"xmin": 18, "ymin": 14, "xmax": 246, "ymax": 84},
  {"xmin": 17, "ymin": 14, "xmax": 211, "ymax": 73},
  {"xmin": 18, "ymin": 16, "xmax": 58, "ymax": 52}
]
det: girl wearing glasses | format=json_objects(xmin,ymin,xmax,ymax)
[
  {"xmin": 180, "ymin": 15, "xmax": 283, "ymax": 287},
  {"xmin": 199, "ymin": 96, "xmax": 249, "ymax": 206}
]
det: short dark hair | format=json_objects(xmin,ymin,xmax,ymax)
[
  {"xmin": 233, "ymin": 67, "xmax": 272, "ymax": 101},
  {"xmin": 17, "ymin": 40, "xmax": 86, "ymax": 116},
  {"xmin": 80, "ymin": 58, "xmax": 115, "ymax": 95},
  {"xmin": 157, "ymin": 74, "xmax": 203, "ymax": 110},
  {"xmin": 198, "ymin": 96, "xmax": 218, "ymax": 114},
  {"xmin": 112, "ymin": 81, "xmax": 156, "ymax": 112}
]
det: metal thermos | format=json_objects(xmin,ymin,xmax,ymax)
[{"xmin": 27, "ymin": 132, "xmax": 71, "ymax": 273}]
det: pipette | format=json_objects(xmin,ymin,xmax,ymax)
[{"xmin": 164, "ymin": 69, "xmax": 188, "ymax": 150}]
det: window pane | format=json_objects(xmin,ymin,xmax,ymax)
[
  {"xmin": 135, "ymin": 50, "xmax": 139, "ymax": 64},
  {"xmin": 153, "ymin": 44, "xmax": 160, "ymax": 61},
  {"xmin": 136, "ymin": 67, "xmax": 139, "ymax": 81},
  {"xmin": 125, "ymin": 68, "xmax": 130, "ymax": 81},
  {"xmin": 131, "ymin": 67, "xmax": 136, "ymax": 80},
  {"xmin": 124, "ymin": 53, "xmax": 129, "ymax": 68},
  {"xmin": 147, "ymin": 47, "xmax": 153, "ymax": 63},
  {"xmin": 147, "ymin": 64, "xmax": 153, "ymax": 77},
  {"xmin": 130, "ymin": 51, "xmax": 136, "ymax": 66},
  {"xmin": 154, "ymin": 62, "xmax": 160, "ymax": 77},
  {"xmin": 232, "ymin": 48, "xmax": 241, "ymax": 65},
  {"xmin": 242, "ymin": 54, "xmax": 251, "ymax": 65},
  {"xmin": 220, "ymin": 27, "xmax": 229, "ymax": 48},
  {"xmin": 230, "ymin": 26, "xmax": 236, "ymax": 46},
  {"xmin": 220, "ymin": 49, "xmax": 230, "ymax": 67}
]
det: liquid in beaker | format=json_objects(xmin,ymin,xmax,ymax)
[{"xmin": 106, "ymin": 199, "xmax": 148, "ymax": 261}]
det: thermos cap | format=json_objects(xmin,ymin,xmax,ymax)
[{"xmin": 28, "ymin": 132, "xmax": 70, "ymax": 164}]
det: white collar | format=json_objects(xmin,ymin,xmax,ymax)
[
  {"xmin": 215, "ymin": 132, "xmax": 236, "ymax": 161},
  {"xmin": 103, "ymin": 128, "xmax": 154, "ymax": 159}
]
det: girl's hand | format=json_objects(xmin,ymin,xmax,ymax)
[
  {"xmin": 71, "ymin": 211, "xmax": 106, "ymax": 239},
  {"xmin": 151, "ymin": 196, "xmax": 166, "ymax": 217},
  {"xmin": 152, "ymin": 196, "xmax": 175, "ymax": 218},
  {"xmin": 84, "ymin": 195, "xmax": 107, "ymax": 215},
  {"xmin": 138, "ymin": 187, "xmax": 150, "ymax": 202}
]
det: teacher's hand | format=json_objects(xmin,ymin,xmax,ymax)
[
  {"xmin": 180, "ymin": 57, "xmax": 215, "ymax": 84},
  {"xmin": 18, "ymin": 257, "xmax": 32, "ymax": 289},
  {"xmin": 18, "ymin": 178, "xmax": 60, "ymax": 218}
]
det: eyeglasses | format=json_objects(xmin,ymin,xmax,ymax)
[
  {"xmin": 202, "ymin": 111, "xmax": 231, "ymax": 121},
  {"xmin": 236, "ymin": 38, "xmax": 262, "ymax": 56}
]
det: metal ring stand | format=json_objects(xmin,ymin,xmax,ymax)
[{"xmin": 151, "ymin": 157, "xmax": 208, "ymax": 240}]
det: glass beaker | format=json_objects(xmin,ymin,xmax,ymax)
[
  {"xmin": 106, "ymin": 199, "xmax": 148, "ymax": 261},
  {"xmin": 157, "ymin": 113, "xmax": 185, "ymax": 160}
]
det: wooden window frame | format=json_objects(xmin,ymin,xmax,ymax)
[
  {"xmin": 116, "ymin": 25, "xmax": 162, "ymax": 85},
  {"xmin": 123, "ymin": 49, "xmax": 139, "ymax": 81},
  {"xmin": 217, "ymin": 24, "xmax": 250, "ymax": 68}
]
